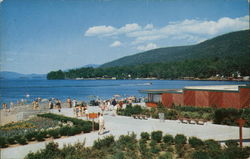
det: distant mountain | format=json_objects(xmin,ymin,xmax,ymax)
[
  {"xmin": 83, "ymin": 64, "xmax": 100, "ymax": 68},
  {"xmin": 100, "ymin": 30, "xmax": 250, "ymax": 68},
  {"xmin": 0, "ymin": 71, "xmax": 46, "ymax": 79}
]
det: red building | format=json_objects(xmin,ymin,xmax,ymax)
[{"xmin": 141, "ymin": 85, "xmax": 250, "ymax": 109}]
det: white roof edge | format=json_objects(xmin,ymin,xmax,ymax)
[{"xmin": 184, "ymin": 85, "xmax": 246, "ymax": 91}]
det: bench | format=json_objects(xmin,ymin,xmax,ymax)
[
  {"xmin": 132, "ymin": 114, "xmax": 148, "ymax": 120},
  {"xmin": 194, "ymin": 119, "xmax": 206, "ymax": 125},
  {"xmin": 179, "ymin": 117, "xmax": 206, "ymax": 125}
]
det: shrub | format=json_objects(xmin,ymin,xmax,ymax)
[
  {"xmin": 113, "ymin": 151, "xmax": 125, "ymax": 159},
  {"xmin": 160, "ymin": 143, "xmax": 167, "ymax": 151},
  {"xmin": 192, "ymin": 150, "xmax": 210, "ymax": 159},
  {"xmin": 141, "ymin": 132, "xmax": 150, "ymax": 140},
  {"xmin": 123, "ymin": 104, "xmax": 143, "ymax": 116},
  {"xmin": 67, "ymin": 127, "xmax": 77, "ymax": 136},
  {"xmin": 116, "ymin": 133, "xmax": 137, "ymax": 151},
  {"xmin": 150, "ymin": 140, "xmax": 157, "ymax": 147},
  {"xmin": 132, "ymin": 105, "xmax": 143, "ymax": 114},
  {"xmin": 25, "ymin": 142, "xmax": 61, "ymax": 159},
  {"xmin": 150, "ymin": 146, "xmax": 161, "ymax": 154},
  {"xmin": 158, "ymin": 152, "xmax": 173, "ymax": 159},
  {"xmin": 213, "ymin": 108, "xmax": 240, "ymax": 126},
  {"xmin": 35, "ymin": 132, "xmax": 46, "ymax": 141},
  {"xmin": 165, "ymin": 109, "xmax": 178, "ymax": 120},
  {"xmin": 25, "ymin": 132, "xmax": 36, "ymax": 141},
  {"xmin": 175, "ymin": 144, "xmax": 185, "ymax": 158},
  {"xmin": 151, "ymin": 131, "xmax": 163, "ymax": 143},
  {"xmin": 223, "ymin": 146, "xmax": 249, "ymax": 159},
  {"xmin": 204, "ymin": 139, "xmax": 221, "ymax": 157},
  {"xmin": 67, "ymin": 126, "xmax": 82, "ymax": 136},
  {"xmin": 16, "ymin": 136, "xmax": 27, "ymax": 145},
  {"xmin": 225, "ymin": 140, "xmax": 238, "ymax": 148},
  {"xmin": 59, "ymin": 126, "xmax": 71, "ymax": 136},
  {"xmin": 204, "ymin": 139, "xmax": 220, "ymax": 150},
  {"xmin": 81, "ymin": 123, "xmax": 92, "ymax": 133},
  {"xmin": 174, "ymin": 134, "xmax": 187, "ymax": 145},
  {"xmin": 48, "ymin": 129, "xmax": 60, "ymax": 139},
  {"xmin": 37, "ymin": 113, "xmax": 98, "ymax": 128},
  {"xmin": 188, "ymin": 137, "xmax": 204, "ymax": 149},
  {"xmin": 93, "ymin": 135, "xmax": 115, "ymax": 149},
  {"xmin": 139, "ymin": 139, "xmax": 147, "ymax": 153},
  {"xmin": 7, "ymin": 137, "xmax": 16, "ymax": 144},
  {"xmin": 0, "ymin": 136, "xmax": 8, "ymax": 148},
  {"xmin": 163, "ymin": 134, "xmax": 174, "ymax": 145}
]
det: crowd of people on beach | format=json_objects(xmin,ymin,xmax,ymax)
[{"xmin": 1, "ymin": 95, "xmax": 145, "ymax": 135}]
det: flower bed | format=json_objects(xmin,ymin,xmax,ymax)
[{"xmin": 0, "ymin": 113, "xmax": 99, "ymax": 148}]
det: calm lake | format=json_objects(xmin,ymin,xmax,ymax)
[{"xmin": 0, "ymin": 79, "xmax": 249, "ymax": 107}]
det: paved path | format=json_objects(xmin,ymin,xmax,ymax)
[{"xmin": 1, "ymin": 107, "xmax": 250, "ymax": 159}]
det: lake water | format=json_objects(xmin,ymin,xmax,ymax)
[{"xmin": 0, "ymin": 79, "xmax": 249, "ymax": 107}]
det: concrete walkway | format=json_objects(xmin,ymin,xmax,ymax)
[{"xmin": 1, "ymin": 107, "xmax": 250, "ymax": 159}]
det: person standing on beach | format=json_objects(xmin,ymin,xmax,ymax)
[
  {"xmin": 100, "ymin": 101, "xmax": 105, "ymax": 114},
  {"xmin": 58, "ymin": 100, "xmax": 61, "ymax": 112},
  {"xmin": 48, "ymin": 100, "xmax": 54, "ymax": 109},
  {"xmin": 72, "ymin": 99, "xmax": 77, "ymax": 107},
  {"xmin": 67, "ymin": 97, "xmax": 72, "ymax": 108},
  {"xmin": 2, "ymin": 103, "xmax": 7, "ymax": 109},
  {"xmin": 98, "ymin": 113, "xmax": 105, "ymax": 135},
  {"xmin": 111, "ymin": 99, "xmax": 117, "ymax": 107},
  {"xmin": 10, "ymin": 102, "xmax": 14, "ymax": 109}
]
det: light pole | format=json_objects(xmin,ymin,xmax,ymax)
[{"xmin": 237, "ymin": 118, "xmax": 246, "ymax": 148}]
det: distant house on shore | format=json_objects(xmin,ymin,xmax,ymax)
[{"xmin": 140, "ymin": 85, "xmax": 250, "ymax": 109}]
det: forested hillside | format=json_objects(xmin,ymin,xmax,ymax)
[
  {"xmin": 101, "ymin": 30, "xmax": 250, "ymax": 68},
  {"xmin": 47, "ymin": 30, "xmax": 250, "ymax": 80}
]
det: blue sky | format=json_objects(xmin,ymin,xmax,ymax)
[{"xmin": 0, "ymin": 0, "xmax": 249, "ymax": 74}]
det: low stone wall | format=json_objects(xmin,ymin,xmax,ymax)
[{"xmin": 0, "ymin": 103, "xmax": 50, "ymax": 125}]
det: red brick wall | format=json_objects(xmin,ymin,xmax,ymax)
[
  {"xmin": 240, "ymin": 88, "xmax": 250, "ymax": 108},
  {"xmin": 209, "ymin": 92, "xmax": 223, "ymax": 108},
  {"xmin": 195, "ymin": 91, "xmax": 209, "ymax": 107},
  {"xmin": 184, "ymin": 90, "xmax": 195, "ymax": 106},
  {"xmin": 221, "ymin": 92, "xmax": 240, "ymax": 108},
  {"xmin": 162, "ymin": 93, "xmax": 173, "ymax": 107},
  {"xmin": 172, "ymin": 93, "xmax": 184, "ymax": 106}
]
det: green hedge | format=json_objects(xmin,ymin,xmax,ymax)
[
  {"xmin": 151, "ymin": 131, "xmax": 163, "ymax": 143},
  {"xmin": 118, "ymin": 104, "xmax": 144, "ymax": 116},
  {"xmin": 37, "ymin": 113, "xmax": 96, "ymax": 128},
  {"xmin": 0, "ymin": 136, "xmax": 8, "ymax": 148},
  {"xmin": 140, "ymin": 132, "xmax": 150, "ymax": 140},
  {"xmin": 174, "ymin": 134, "xmax": 187, "ymax": 145},
  {"xmin": 1, "ymin": 113, "xmax": 98, "ymax": 147},
  {"xmin": 213, "ymin": 108, "xmax": 250, "ymax": 127}
]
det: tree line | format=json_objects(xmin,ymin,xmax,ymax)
[{"xmin": 47, "ymin": 55, "xmax": 250, "ymax": 80}]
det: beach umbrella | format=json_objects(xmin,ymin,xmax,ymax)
[
  {"xmin": 41, "ymin": 98, "xmax": 49, "ymax": 102},
  {"xmin": 113, "ymin": 94, "xmax": 121, "ymax": 98}
]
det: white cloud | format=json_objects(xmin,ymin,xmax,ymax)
[
  {"xmin": 144, "ymin": 24, "xmax": 154, "ymax": 30},
  {"xmin": 84, "ymin": 15, "xmax": 249, "ymax": 47},
  {"xmin": 110, "ymin": 41, "xmax": 122, "ymax": 47},
  {"xmin": 137, "ymin": 43, "xmax": 157, "ymax": 51},
  {"xmin": 84, "ymin": 25, "xmax": 117, "ymax": 36},
  {"xmin": 0, "ymin": 0, "xmax": 3, "ymax": 3},
  {"xmin": 119, "ymin": 23, "xmax": 141, "ymax": 33},
  {"xmin": 130, "ymin": 15, "xmax": 249, "ymax": 44}
]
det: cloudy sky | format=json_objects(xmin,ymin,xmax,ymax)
[{"xmin": 0, "ymin": 0, "xmax": 249, "ymax": 74}]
